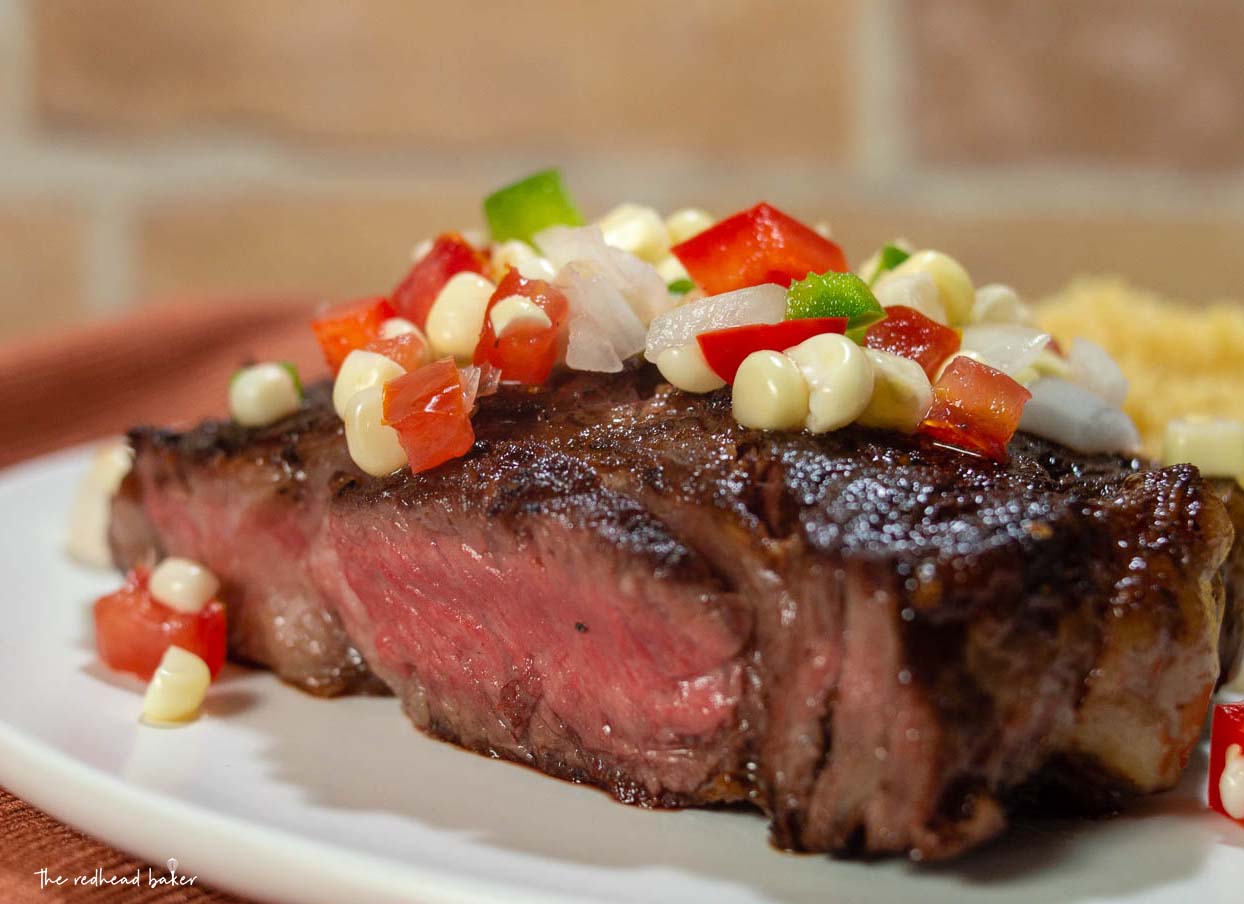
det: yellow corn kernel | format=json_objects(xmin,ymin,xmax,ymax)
[{"xmin": 142, "ymin": 647, "xmax": 211, "ymax": 724}]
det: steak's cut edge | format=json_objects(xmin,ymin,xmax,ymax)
[
  {"xmin": 108, "ymin": 368, "xmax": 1243, "ymax": 861},
  {"xmin": 110, "ymin": 384, "xmax": 388, "ymax": 697}
]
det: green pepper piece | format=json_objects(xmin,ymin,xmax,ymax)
[
  {"xmin": 484, "ymin": 169, "xmax": 584, "ymax": 244},
  {"xmin": 786, "ymin": 271, "xmax": 886, "ymax": 340},
  {"xmin": 878, "ymin": 243, "xmax": 911, "ymax": 274},
  {"xmin": 667, "ymin": 278, "xmax": 696, "ymax": 295},
  {"xmin": 860, "ymin": 241, "xmax": 913, "ymax": 285},
  {"xmin": 279, "ymin": 362, "xmax": 304, "ymax": 397}
]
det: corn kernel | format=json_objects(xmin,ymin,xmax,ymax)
[
  {"xmin": 142, "ymin": 646, "xmax": 211, "ymax": 724},
  {"xmin": 425, "ymin": 272, "xmax": 496, "ymax": 361},
  {"xmin": 655, "ymin": 254, "xmax": 691, "ymax": 285},
  {"xmin": 598, "ymin": 203, "xmax": 669, "ymax": 262},
  {"xmin": 342, "ymin": 386, "xmax": 408, "ymax": 477},
  {"xmin": 888, "ymin": 250, "xmax": 975, "ymax": 327},
  {"xmin": 732, "ymin": 351, "xmax": 808, "ymax": 431},
  {"xmin": 857, "ymin": 350, "xmax": 932, "ymax": 433},
  {"xmin": 664, "ymin": 208, "xmax": 714, "ymax": 245},
  {"xmin": 149, "ymin": 557, "xmax": 220, "ymax": 614},
  {"xmin": 379, "ymin": 317, "xmax": 422, "ymax": 339},
  {"xmin": 785, "ymin": 334, "xmax": 875, "ymax": 434},
  {"xmin": 333, "ymin": 350, "xmax": 406, "ymax": 418},
  {"xmin": 489, "ymin": 295, "xmax": 553, "ymax": 338},
  {"xmin": 66, "ymin": 439, "xmax": 133, "ymax": 569},
  {"xmin": 656, "ymin": 342, "xmax": 726, "ymax": 394},
  {"xmin": 491, "ymin": 239, "xmax": 556, "ymax": 281},
  {"xmin": 229, "ymin": 363, "xmax": 302, "ymax": 428}
]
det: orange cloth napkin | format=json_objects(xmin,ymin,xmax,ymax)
[
  {"xmin": 0, "ymin": 298, "xmax": 326, "ymax": 469},
  {"xmin": 0, "ymin": 300, "xmax": 326, "ymax": 902}
]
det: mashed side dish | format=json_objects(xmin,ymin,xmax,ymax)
[{"xmin": 1039, "ymin": 278, "xmax": 1244, "ymax": 455}]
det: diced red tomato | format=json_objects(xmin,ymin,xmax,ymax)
[
  {"xmin": 94, "ymin": 569, "xmax": 227, "ymax": 681},
  {"xmin": 311, "ymin": 296, "xmax": 396, "ymax": 374},
  {"xmin": 919, "ymin": 356, "xmax": 1032, "ymax": 462},
  {"xmin": 695, "ymin": 317, "xmax": 848, "ymax": 383},
  {"xmin": 382, "ymin": 358, "xmax": 476, "ymax": 474},
  {"xmin": 391, "ymin": 232, "xmax": 489, "ymax": 329},
  {"xmin": 473, "ymin": 267, "xmax": 570, "ymax": 385},
  {"xmin": 1209, "ymin": 703, "xmax": 1244, "ymax": 823},
  {"xmin": 671, "ymin": 203, "xmax": 848, "ymax": 296},
  {"xmin": 363, "ymin": 331, "xmax": 428, "ymax": 372},
  {"xmin": 864, "ymin": 305, "xmax": 961, "ymax": 380}
]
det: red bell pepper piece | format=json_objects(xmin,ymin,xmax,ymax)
[
  {"xmin": 94, "ymin": 569, "xmax": 227, "ymax": 681},
  {"xmin": 311, "ymin": 296, "xmax": 397, "ymax": 374},
  {"xmin": 363, "ymin": 331, "xmax": 429, "ymax": 373},
  {"xmin": 382, "ymin": 359, "xmax": 476, "ymax": 474},
  {"xmin": 671, "ymin": 203, "xmax": 848, "ymax": 296},
  {"xmin": 864, "ymin": 305, "xmax": 961, "ymax": 380},
  {"xmin": 473, "ymin": 267, "xmax": 570, "ymax": 385},
  {"xmin": 1210, "ymin": 703, "xmax": 1244, "ymax": 824},
  {"xmin": 695, "ymin": 317, "xmax": 848, "ymax": 384},
  {"xmin": 919, "ymin": 356, "xmax": 1032, "ymax": 462},
  {"xmin": 391, "ymin": 232, "xmax": 489, "ymax": 329}
]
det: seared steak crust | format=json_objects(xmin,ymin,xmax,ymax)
[{"xmin": 111, "ymin": 365, "xmax": 1242, "ymax": 860}]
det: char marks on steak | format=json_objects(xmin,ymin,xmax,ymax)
[{"xmin": 111, "ymin": 364, "xmax": 1243, "ymax": 861}]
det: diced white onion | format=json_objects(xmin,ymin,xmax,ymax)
[
  {"xmin": 959, "ymin": 324, "xmax": 1051, "ymax": 378},
  {"xmin": 1067, "ymin": 337, "xmax": 1129, "ymax": 407},
  {"xmin": 410, "ymin": 237, "xmax": 434, "ymax": 263},
  {"xmin": 873, "ymin": 272, "xmax": 947, "ymax": 325},
  {"xmin": 1019, "ymin": 378, "xmax": 1141, "ymax": 454},
  {"xmin": 971, "ymin": 284, "xmax": 1031, "ymax": 325},
  {"xmin": 644, "ymin": 284, "xmax": 787, "ymax": 364},
  {"xmin": 536, "ymin": 225, "xmax": 674, "ymax": 325},
  {"xmin": 655, "ymin": 342, "xmax": 725, "ymax": 393},
  {"xmin": 143, "ymin": 646, "xmax": 211, "ymax": 724},
  {"xmin": 557, "ymin": 262, "xmax": 648, "ymax": 372},
  {"xmin": 149, "ymin": 557, "xmax": 219, "ymax": 614}
]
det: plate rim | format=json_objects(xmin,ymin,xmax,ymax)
[{"xmin": 0, "ymin": 444, "xmax": 594, "ymax": 904}]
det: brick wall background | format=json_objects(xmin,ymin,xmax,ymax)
[{"xmin": 1, "ymin": 0, "xmax": 1243, "ymax": 341}]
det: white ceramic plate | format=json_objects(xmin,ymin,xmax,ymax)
[{"xmin": 1, "ymin": 446, "xmax": 1242, "ymax": 904}]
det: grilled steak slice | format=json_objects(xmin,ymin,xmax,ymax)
[
  {"xmin": 111, "ymin": 389, "xmax": 387, "ymax": 696},
  {"xmin": 110, "ymin": 365, "xmax": 1243, "ymax": 860}
]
